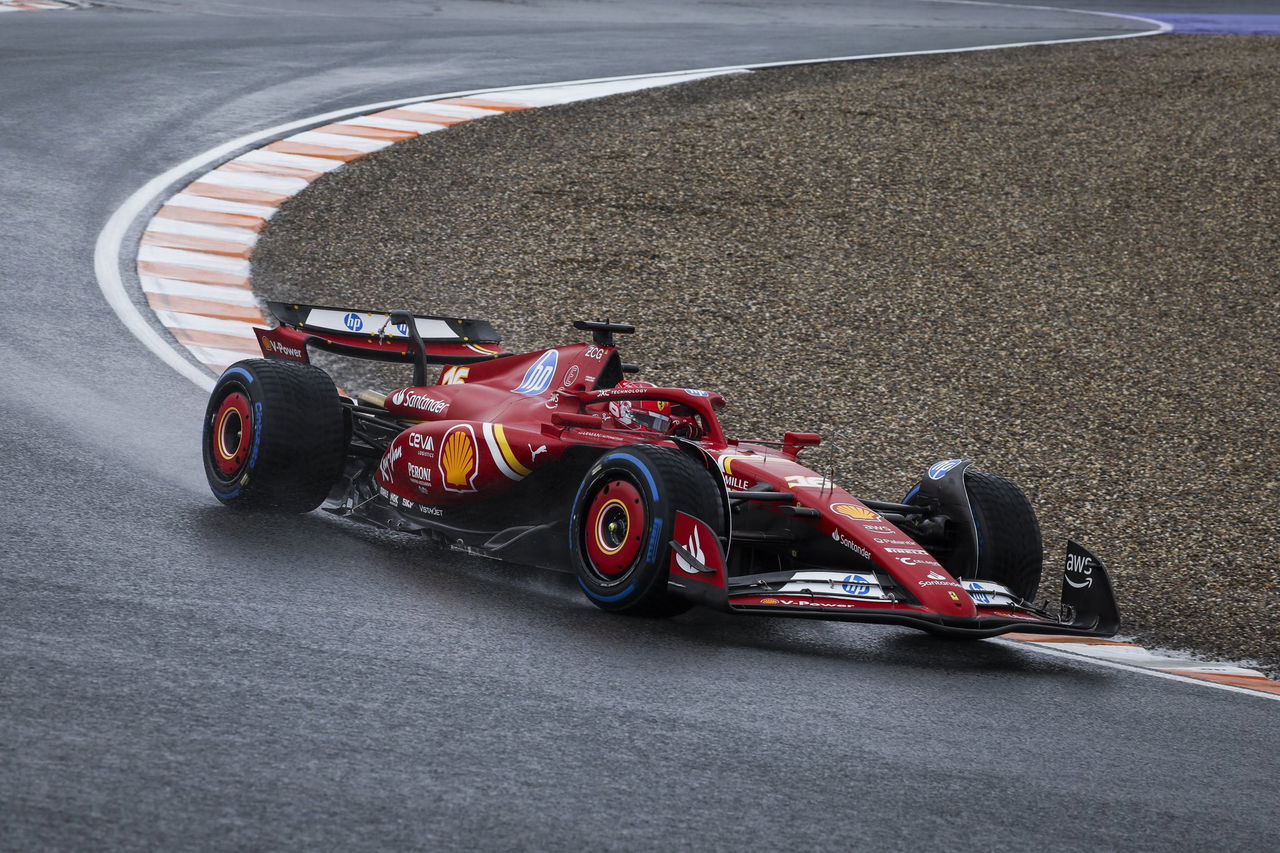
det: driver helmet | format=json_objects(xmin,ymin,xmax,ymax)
[{"xmin": 608, "ymin": 380, "xmax": 700, "ymax": 436}]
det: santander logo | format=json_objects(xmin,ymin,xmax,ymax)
[
  {"xmin": 390, "ymin": 389, "xmax": 449, "ymax": 415},
  {"xmin": 676, "ymin": 527, "xmax": 705, "ymax": 574}
]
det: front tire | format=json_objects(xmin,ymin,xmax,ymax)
[
  {"xmin": 569, "ymin": 445, "xmax": 723, "ymax": 615},
  {"xmin": 964, "ymin": 471, "xmax": 1043, "ymax": 600},
  {"xmin": 202, "ymin": 359, "xmax": 346, "ymax": 512}
]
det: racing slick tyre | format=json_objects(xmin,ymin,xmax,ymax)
[
  {"xmin": 202, "ymin": 359, "xmax": 346, "ymax": 513},
  {"xmin": 964, "ymin": 471, "xmax": 1043, "ymax": 601},
  {"xmin": 570, "ymin": 445, "xmax": 724, "ymax": 616}
]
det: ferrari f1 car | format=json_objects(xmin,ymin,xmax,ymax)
[{"xmin": 202, "ymin": 303, "xmax": 1120, "ymax": 638}]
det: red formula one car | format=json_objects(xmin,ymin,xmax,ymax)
[{"xmin": 202, "ymin": 303, "xmax": 1120, "ymax": 638}]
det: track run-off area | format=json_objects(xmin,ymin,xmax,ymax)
[{"xmin": 5, "ymin": 1, "xmax": 1279, "ymax": 848}]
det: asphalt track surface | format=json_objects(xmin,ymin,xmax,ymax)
[{"xmin": 2, "ymin": 1, "xmax": 1277, "ymax": 849}]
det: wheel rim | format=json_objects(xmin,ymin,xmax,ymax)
[
  {"xmin": 583, "ymin": 478, "xmax": 644, "ymax": 581},
  {"xmin": 211, "ymin": 390, "xmax": 252, "ymax": 478}
]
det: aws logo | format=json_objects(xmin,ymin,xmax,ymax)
[{"xmin": 439, "ymin": 425, "xmax": 479, "ymax": 492}]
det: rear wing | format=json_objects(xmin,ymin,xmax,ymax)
[{"xmin": 255, "ymin": 301, "xmax": 508, "ymax": 382}]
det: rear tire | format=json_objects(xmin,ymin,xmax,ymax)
[
  {"xmin": 570, "ymin": 446, "xmax": 723, "ymax": 616},
  {"xmin": 964, "ymin": 471, "xmax": 1042, "ymax": 600},
  {"xmin": 202, "ymin": 359, "xmax": 346, "ymax": 512}
]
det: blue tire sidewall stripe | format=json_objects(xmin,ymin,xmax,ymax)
[
  {"xmin": 577, "ymin": 577, "xmax": 638, "ymax": 602},
  {"xmin": 221, "ymin": 366, "xmax": 255, "ymax": 385},
  {"xmin": 607, "ymin": 452, "xmax": 660, "ymax": 502}
]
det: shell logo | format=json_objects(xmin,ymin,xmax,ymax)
[
  {"xmin": 831, "ymin": 503, "xmax": 882, "ymax": 522},
  {"xmin": 439, "ymin": 425, "xmax": 478, "ymax": 492}
]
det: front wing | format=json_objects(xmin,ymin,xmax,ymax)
[{"xmin": 679, "ymin": 538, "xmax": 1120, "ymax": 639}]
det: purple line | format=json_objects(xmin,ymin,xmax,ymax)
[{"xmin": 1129, "ymin": 13, "xmax": 1280, "ymax": 35}]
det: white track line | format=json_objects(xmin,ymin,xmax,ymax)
[
  {"xmin": 995, "ymin": 639, "xmax": 1280, "ymax": 702},
  {"xmin": 394, "ymin": 102, "xmax": 503, "ymax": 119},
  {"xmin": 932, "ymin": 0, "xmax": 1171, "ymax": 37}
]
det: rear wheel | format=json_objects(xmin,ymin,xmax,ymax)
[
  {"xmin": 570, "ymin": 445, "xmax": 723, "ymax": 616},
  {"xmin": 202, "ymin": 359, "xmax": 346, "ymax": 512},
  {"xmin": 964, "ymin": 471, "xmax": 1042, "ymax": 600}
]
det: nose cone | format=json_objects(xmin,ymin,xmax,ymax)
[{"xmin": 901, "ymin": 565, "xmax": 978, "ymax": 617}]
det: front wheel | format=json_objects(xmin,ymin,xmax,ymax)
[
  {"xmin": 202, "ymin": 359, "xmax": 347, "ymax": 512},
  {"xmin": 569, "ymin": 445, "xmax": 723, "ymax": 616},
  {"xmin": 964, "ymin": 471, "xmax": 1043, "ymax": 600}
]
